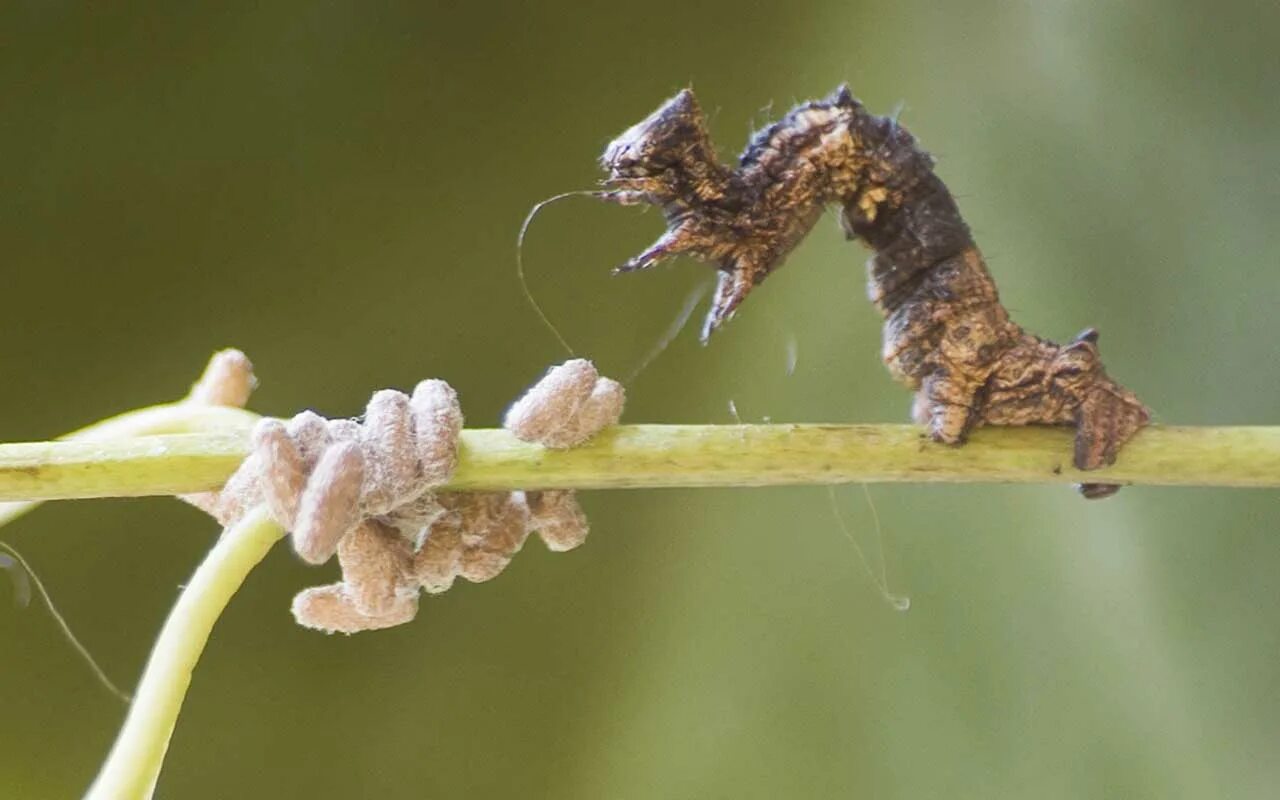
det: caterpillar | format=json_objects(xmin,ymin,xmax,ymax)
[{"xmin": 597, "ymin": 85, "xmax": 1150, "ymax": 497}]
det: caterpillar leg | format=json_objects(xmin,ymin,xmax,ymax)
[
  {"xmin": 615, "ymin": 224, "xmax": 699, "ymax": 274},
  {"xmin": 702, "ymin": 262, "xmax": 763, "ymax": 341},
  {"xmin": 1074, "ymin": 385, "xmax": 1150, "ymax": 470},
  {"xmin": 1055, "ymin": 331, "xmax": 1150, "ymax": 498},
  {"xmin": 918, "ymin": 372, "xmax": 984, "ymax": 445}
]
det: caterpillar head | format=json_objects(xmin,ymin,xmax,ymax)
[{"xmin": 599, "ymin": 89, "xmax": 717, "ymax": 206}]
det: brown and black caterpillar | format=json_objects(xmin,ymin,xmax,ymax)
[{"xmin": 597, "ymin": 86, "xmax": 1150, "ymax": 497}]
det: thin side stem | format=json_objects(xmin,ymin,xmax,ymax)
[
  {"xmin": 84, "ymin": 505, "xmax": 284, "ymax": 800},
  {"xmin": 0, "ymin": 425, "xmax": 1277, "ymax": 502}
]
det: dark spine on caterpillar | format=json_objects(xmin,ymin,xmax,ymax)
[{"xmin": 598, "ymin": 85, "xmax": 1150, "ymax": 497}]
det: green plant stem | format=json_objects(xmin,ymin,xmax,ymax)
[
  {"xmin": 83, "ymin": 505, "xmax": 283, "ymax": 800},
  {"xmin": 6, "ymin": 414, "xmax": 1275, "ymax": 799},
  {"xmin": 0, "ymin": 402, "xmax": 257, "ymax": 527},
  {"xmin": 1, "ymin": 425, "xmax": 1278, "ymax": 502}
]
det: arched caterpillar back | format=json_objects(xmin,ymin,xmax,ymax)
[{"xmin": 598, "ymin": 86, "xmax": 1149, "ymax": 497}]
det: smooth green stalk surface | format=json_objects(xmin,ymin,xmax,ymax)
[
  {"xmin": 6, "ymin": 413, "xmax": 1275, "ymax": 800},
  {"xmin": 1, "ymin": 425, "xmax": 1278, "ymax": 502},
  {"xmin": 0, "ymin": 403, "xmax": 258, "ymax": 527},
  {"xmin": 83, "ymin": 506, "xmax": 284, "ymax": 800}
]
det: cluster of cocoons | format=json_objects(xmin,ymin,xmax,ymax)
[{"xmin": 181, "ymin": 352, "xmax": 623, "ymax": 633}]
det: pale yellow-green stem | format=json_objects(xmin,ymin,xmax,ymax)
[
  {"xmin": 1, "ymin": 425, "xmax": 1278, "ymax": 503},
  {"xmin": 0, "ymin": 402, "xmax": 258, "ymax": 528},
  {"xmin": 5, "ymin": 409, "xmax": 1276, "ymax": 800},
  {"xmin": 0, "ymin": 402, "xmax": 264, "ymax": 800},
  {"xmin": 83, "ymin": 506, "xmax": 283, "ymax": 800}
]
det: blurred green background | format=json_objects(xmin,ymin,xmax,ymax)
[{"xmin": 2, "ymin": 1, "xmax": 1278, "ymax": 797}]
